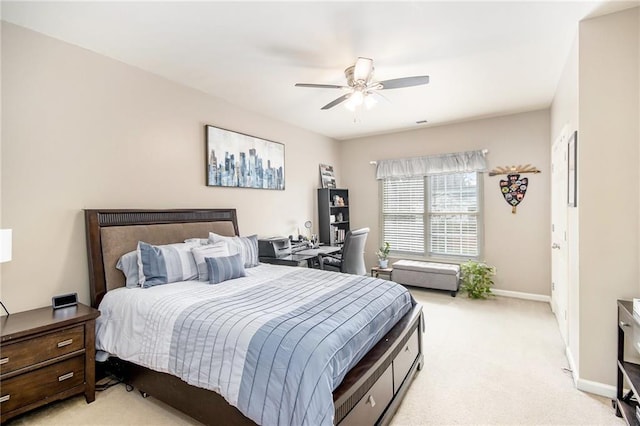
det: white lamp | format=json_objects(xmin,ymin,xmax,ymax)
[{"xmin": 0, "ymin": 229, "xmax": 12, "ymax": 263}]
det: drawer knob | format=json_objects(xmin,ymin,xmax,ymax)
[
  {"xmin": 405, "ymin": 345, "xmax": 411, "ymax": 353},
  {"xmin": 57, "ymin": 339, "xmax": 73, "ymax": 348},
  {"xmin": 367, "ymin": 395, "xmax": 376, "ymax": 408},
  {"xmin": 0, "ymin": 357, "xmax": 8, "ymax": 365},
  {"xmin": 0, "ymin": 395, "xmax": 10, "ymax": 403},
  {"xmin": 58, "ymin": 372, "xmax": 74, "ymax": 382},
  {"xmin": 620, "ymin": 321, "xmax": 631, "ymax": 328}
]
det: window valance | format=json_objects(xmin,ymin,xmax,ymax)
[{"xmin": 375, "ymin": 149, "xmax": 488, "ymax": 180}]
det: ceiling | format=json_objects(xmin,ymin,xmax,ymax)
[{"xmin": 2, "ymin": 1, "xmax": 638, "ymax": 140}]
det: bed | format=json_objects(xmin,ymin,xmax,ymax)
[{"xmin": 84, "ymin": 208, "xmax": 423, "ymax": 426}]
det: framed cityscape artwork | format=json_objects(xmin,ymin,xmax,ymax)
[{"xmin": 206, "ymin": 125, "xmax": 285, "ymax": 190}]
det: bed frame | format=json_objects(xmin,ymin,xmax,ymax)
[{"xmin": 84, "ymin": 208, "xmax": 423, "ymax": 426}]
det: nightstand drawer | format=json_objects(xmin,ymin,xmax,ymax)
[
  {"xmin": 0, "ymin": 325, "xmax": 84, "ymax": 375},
  {"xmin": 0, "ymin": 355, "xmax": 85, "ymax": 413}
]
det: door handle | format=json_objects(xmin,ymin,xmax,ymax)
[{"xmin": 552, "ymin": 243, "xmax": 561, "ymax": 249}]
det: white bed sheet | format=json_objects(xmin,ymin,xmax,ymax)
[{"xmin": 96, "ymin": 263, "xmax": 292, "ymax": 365}]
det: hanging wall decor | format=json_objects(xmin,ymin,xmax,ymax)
[
  {"xmin": 490, "ymin": 164, "xmax": 541, "ymax": 214},
  {"xmin": 500, "ymin": 174, "xmax": 528, "ymax": 213}
]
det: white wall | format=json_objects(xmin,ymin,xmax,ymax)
[
  {"xmin": 577, "ymin": 7, "xmax": 639, "ymax": 387},
  {"xmin": 1, "ymin": 23, "xmax": 340, "ymax": 312},
  {"xmin": 339, "ymin": 110, "xmax": 551, "ymax": 297}
]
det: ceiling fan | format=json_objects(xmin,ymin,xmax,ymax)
[{"xmin": 295, "ymin": 57, "xmax": 429, "ymax": 111}]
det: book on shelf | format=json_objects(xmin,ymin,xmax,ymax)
[{"xmin": 330, "ymin": 226, "xmax": 346, "ymax": 244}]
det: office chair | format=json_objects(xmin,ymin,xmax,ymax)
[{"xmin": 317, "ymin": 228, "xmax": 369, "ymax": 275}]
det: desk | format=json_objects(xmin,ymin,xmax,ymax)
[{"xmin": 260, "ymin": 246, "xmax": 341, "ymax": 268}]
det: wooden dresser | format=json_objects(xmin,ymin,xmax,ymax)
[{"xmin": 0, "ymin": 303, "xmax": 100, "ymax": 423}]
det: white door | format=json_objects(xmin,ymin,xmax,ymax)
[{"xmin": 551, "ymin": 129, "xmax": 569, "ymax": 345}]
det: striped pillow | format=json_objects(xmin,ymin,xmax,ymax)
[
  {"xmin": 209, "ymin": 233, "xmax": 259, "ymax": 268},
  {"xmin": 205, "ymin": 253, "xmax": 246, "ymax": 284},
  {"xmin": 191, "ymin": 241, "xmax": 230, "ymax": 282},
  {"xmin": 137, "ymin": 241, "xmax": 199, "ymax": 288}
]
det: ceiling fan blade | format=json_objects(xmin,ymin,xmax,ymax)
[
  {"xmin": 354, "ymin": 57, "xmax": 374, "ymax": 82},
  {"xmin": 295, "ymin": 83, "xmax": 347, "ymax": 89},
  {"xmin": 378, "ymin": 76, "xmax": 430, "ymax": 90},
  {"xmin": 321, "ymin": 93, "xmax": 351, "ymax": 110}
]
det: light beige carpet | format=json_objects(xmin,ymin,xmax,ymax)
[{"xmin": 6, "ymin": 289, "xmax": 623, "ymax": 425}]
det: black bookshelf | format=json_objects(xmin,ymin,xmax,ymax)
[{"xmin": 318, "ymin": 188, "xmax": 350, "ymax": 245}]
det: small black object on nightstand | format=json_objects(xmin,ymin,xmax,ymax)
[{"xmin": 52, "ymin": 292, "xmax": 78, "ymax": 309}]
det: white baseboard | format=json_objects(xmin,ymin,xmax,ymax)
[
  {"xmin": 564, "ymin": 344, "xmax": 616, "ymax": 398},
  {"xmin": 577, "ymin": 378, "xmax": 616, "ymax": 399},
  {"xmin": 492, "ymin": 288, "xmax": 551, "ymax": 303},
  {"xmin": 565, "ymin": 346, "xmax": 578, "ymax": 387}
]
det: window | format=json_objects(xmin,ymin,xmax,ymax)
[{"xmin": 382, "ymin": 172, "xmax": 481, "ymax": 259}]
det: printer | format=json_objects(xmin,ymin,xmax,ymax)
[{"xmin": 258, "ymin": 237, "xmax": 291, "ymax": 258}]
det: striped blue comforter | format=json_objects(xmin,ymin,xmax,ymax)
[{"xmin": 97, "ymin": 265, "xmax": 413, "ymax": 426}]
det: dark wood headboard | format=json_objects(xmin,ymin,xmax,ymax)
[{"xmin": 84, "ymin": 209, "xmax": 239, "ymax": 308}]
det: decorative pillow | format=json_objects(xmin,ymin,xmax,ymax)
[
  {"xmin": 191, "ymin": 241, "xmax": 230, "ymax": 282},
  {"xmin": 136, "ymin": 241, "xmax": 199, "ymax": 288},
  {"xmin": 184, "ymin": 238, "xmax": 210, "ymax": 245},
  {"xmin": 205, "ymin": 253, "xmax": 246, "ymax": 284},
  {"xmin": 208, "ymin": 233, "xmax": 259, "ymax": 268},
  {"xmin": 116, "ymin": 251, "xmax": 140, "ymax": 288}
]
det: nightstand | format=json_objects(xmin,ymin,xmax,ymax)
[
  {"xmin": 0, "ymin": 303, "xmax": 100, "ymax": 423},
  {"xmin": 371, "ymin": 266, "xmax": 393, "ymax": 280}
]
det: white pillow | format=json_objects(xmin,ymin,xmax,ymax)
[
  {"xmin": 209, "ymin": 232, "xmax": 259, "ymax": 268},
  {"xmin": 184, "ymin": 238, "xmax": 210, "ymax": 245},
  {"xmin": 191, "ymin": 241, "xmax": 230, "ymax": 281},
  {"xmin": 116, "ymin": 251, "xmax": 140, "ymax": 288}
]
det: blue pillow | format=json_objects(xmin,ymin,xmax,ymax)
[
  {"xmin": 191, "ymin": 241, "xmax": 230, "ymax": 282},
  {"xmin": 137, "ymin": 241, "xmax": 199, "ymax": 288},
  {"xmin": 205, "ymin": 253, "xmax": 246, "ymax": 284}
]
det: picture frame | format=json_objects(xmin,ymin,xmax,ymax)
[
  {"xmin": 319, "ymin": 164, "xmax": 336, "ymax": 189},
  {"xmin": 567, "ymin": 130, "xmax": 577, "ymax": 207},
  {"xmin": 206, "ymin": 125, "xmax": 285, "ymax": 190}
]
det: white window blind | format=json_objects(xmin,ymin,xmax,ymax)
[
  {"xmin": 382, "ymin": 172, "xmax": 481, "ymax": 258},
  {"xmin": 382, "ymin": 178, "xmax": 424, "ymax": 254},
  {"xmin": 428, "ymin": 173, "xmax": 479, "ymax": 257}
]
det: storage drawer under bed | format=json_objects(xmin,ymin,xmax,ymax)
[
  {"xmin": 393, "ymin": 328, "xmax": 419, "ymax": 394},
  {"xmin": 339, "ymin": 364, "xmax": 393, "ymax": 426}
]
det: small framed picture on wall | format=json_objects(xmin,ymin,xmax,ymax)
[{"xmin": 319, "ymin": 164, "xmax": 336, "ymax": 188}]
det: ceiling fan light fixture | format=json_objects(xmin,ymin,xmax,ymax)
[
  {"xmin": 295, "ymin": 57, "xmax": 429, "ymax": 111},
  {"xmin": 364, "ymin": 94, "xmax": 377, "ymax": 110},
  {"xmin": 345, "ymin": 90, "xmax": 364, "ymax": 110}
]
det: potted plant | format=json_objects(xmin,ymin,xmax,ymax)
[
  {"xmin": 376, "ymin": 242, "xmax": 391, "ymax": 269},
  {"xmin": 460, "ymin": 260, "xmax": 496, "ymax": 299}
]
